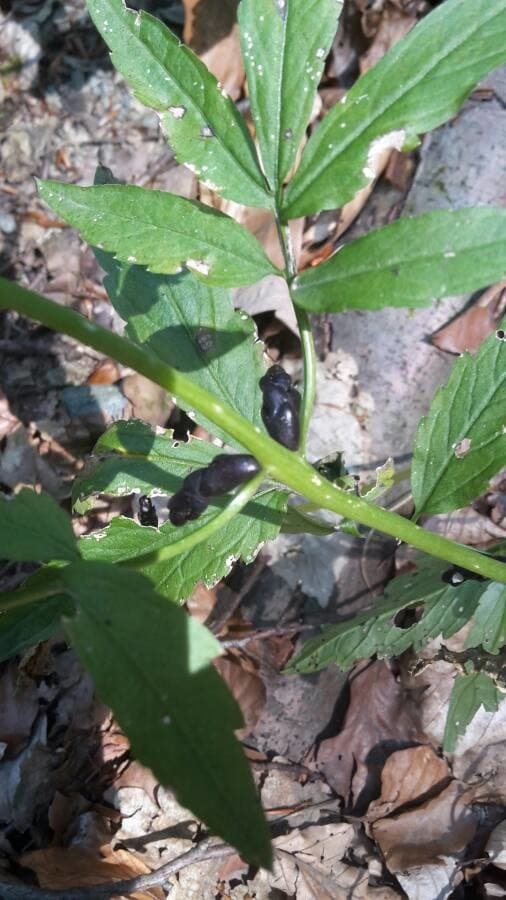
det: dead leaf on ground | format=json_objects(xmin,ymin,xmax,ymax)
[
  {"xmin": 486, "ymin": 820, "xmax": 506, "ymax": 870},
  {"xmin": 121, "ymin": 374, "xmax": 173, "ymax": 427},
  {"xmin": 365, "ymin": 745, "xmax": 451, "ymax": 823},
  {"xmin": 214, "ymin": 649, "xmax": 266, "ymax": 738},
  {"xmin": 0, "ymin": 663, "xmax": 40, "ymax": 756},
  {"xmin": 311, "ymin": 660, "xmax": 426, "ymax": 812},
  {"xmin": 372, "ymin": 781, "xmax": 480, "ymax": 872},
  {"xmin": 182, "ymin": 0, "xmax": 244, "ymax": 100},
  {"xmin": 360, "ymin": 5, "xmax": 416, "ymax": 73},
  {"xmin": 87, "ymin": 359, "xmax": 121, "ymax": 385},
  {"xmin": 430, "ymin": 281, "xmax": 506, "ymax": 354},
  {"xmin": 424, "ymin": 505, "xmax": 506, "ymax": 548},
  {"xmin": 21, "ymin": 845, "xmax": 164, "ymax": 899}
]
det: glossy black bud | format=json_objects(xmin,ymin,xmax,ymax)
[
  {"xmin": 260, "ymin": 365, "xmax": 300, "ymax": 451},
  {"xmin": 168, "ymin": 489, "xmax": 208, "ymax": 526},
  {"xmin": 199, "ymin": 454, "xmax": 261, "ymax": 496},
  {"xmin": 138, "ymin": 495, "xmax": 158, "ymax": 527}
]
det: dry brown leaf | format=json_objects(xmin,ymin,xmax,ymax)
[
  {"xmin": 311, "ymin": 660, "xmax": 426, "ymax": 812},
  {"xmin": 430, "ymin": 281, "xmax": 506, "ymax": 354},
  {"xmin": 214, "ymin": 649, "xmax": 266, "ymax": 738},
  {"xmin": 365, "ymin": 745, "xmax": 451, "ymax": 823},
  {"xmin": 0, "ymin": 663, "xmax": 40, "ymax": 756},
  {"xmin": 121, "ymin": 374, "xmax": 173, "ymax": 427},
  {"xmin": 186, "ymin": 583, "xmax": 218, "ymax": 623},
  {"xmin": 182, "ymin": 0, "xmax": 244, "ymax": 101},
  {"xmin": 87, "ymin": 359, "xmax": 121, "ymax": 385},
  {"xmin": 114, "ymin": 761, "xmax": 160, "ymax": 807},
  {"xmin": 424, "ymin": 506, "xmax": 506, "ymax": 548},
  {"xmin": 360, "ymin": 6, "xmax": 416, "ymax": 73},
  {"xmin": 21, "ymin": 845, "xmax": 164, "ymax": 899},
  {"xmin": 372, "ymin": 781, "xmax": 479, "ymax": 872}
]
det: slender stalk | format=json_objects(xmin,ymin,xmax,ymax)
[
  {"xmin": 124, "ymin": 471, "xmax": 265, "ymax": 569},
  {"xmin": 275, "ymin": 219, "xmax": 317, "ymax": 452},
  {"xmin": 2, "ymin": 278, "xmax": 506, "ymax": 584}
]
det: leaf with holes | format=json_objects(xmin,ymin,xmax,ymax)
[
  {"xmin": 443, "ymin": 670, "xmax": 505, "ymax": 753},
  {"xmin": 0, "ymin": 489, "xmax": 79, "ymax": 563},
  {"xmin": 282, "ymin": 0, "xmax": 506, "ymax": 218},
  {"xmin": 72, "ymin": 420, "xmax": 219, "ymax": 513},
  {"xmin": 465, "ymin": 582, "xmax": 506, "ymax": 656},
  {"xmin": 238, "ymin": 0, "xmax": 341, "ymax": 193},
  {"xmin": 412, "ymin": 321, "xmax": 506, "ymax": 517},
  {"xmin": 86, "ymin": 0, "xmax": 271, "ymax": 208},
  {"xmin": 293, "ymin": 210, "xmax": 506, "ymax": 313},
  {"xmin": 286, "ymin": 558, "xmax": 486, "ymax": 674},
  {"xmin": 80, "ymin": 487, "xmax": 287, "ymax": 602},
  {"xmin": 62, "ymin": 561, "xmax": 271, "ymax": 865},
  {"xmin": 96, "ymin": 245, "xmax": 266, "ymax": 448},
  {"xmin": 37, "ymin": 181, "xmax": 279, "ymax": 288}
]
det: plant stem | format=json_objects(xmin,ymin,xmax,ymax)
[
  {"xmin": 124, "ymin": 472, "xmax": 265, "ymax": 569},
  {"xmin": 275, "ymin": 219, "xmax": 317, "ymax": 452},
  {"xmin": 2, "ymin": 278, "xmax": 506, "ymax": 584}
]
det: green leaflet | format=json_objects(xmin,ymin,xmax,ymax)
[
  {"xmin": 0, "ymin": 489, "xmax": 79, "ymax": 563},
  {"xmin": 283, "ymin": 0, "xmax": 506, "ymax": 218},
  {"xmin": 72, "ymin": 420, "xmax": 220, "ymax": 513},
  {"xmin": 412, "ymin": 321, "xmax": 506, "ymax": 517},
  {"xmin": 80, "ymin": 487, "xmax": 287, "ymax": 602},
  {"xmin": 293, "ymin": 210, "xmax": 506, "ymax": 313},
  {"xmin": 286, "ymin": 559, "xmax": 486, "ymax": 674},
  {"xmin": 0, "ymin": 592, "xmax": 72, "ymax": 663},
  {"xmin": 465, "ymin": 582, "xmax": 506, "ymax": 655},
  {"xmin": 443, "ymin": 671, "xmax": 504, "ymax": 753},
  {"xmin": 238, "ymin": 0, "xmax": 341, "ymax": 193},
  {"xmin": 37, "ymin": 181, "xmax": 279, "ymax": 288},
  {"xmin": 95, "ymin": 249, "xmax": 267, "ymax": 449},
  {"xmin": 86, "ymin": 0, "xmax": 271, "ymax": 208},
  {"xmin": 62, "ymin": 561, "xmax": 271, "ymax": 866}
]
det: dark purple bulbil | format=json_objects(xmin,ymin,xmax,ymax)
[
  {"xmin": 259, "ymin": 364, "xmax": 300, "ymax": 451},
  {"xmin": 168, "ymin": 454, "xmax": 260, "ymax": 526}
]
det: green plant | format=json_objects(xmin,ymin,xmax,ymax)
[{"xmin": 0, "ymin": 0, "xmax": 505, "ymax": 868}]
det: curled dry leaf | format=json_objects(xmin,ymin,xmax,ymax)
[
  {"xmin": 430, "ymin": 280, "xmax": 506, "ymax": 354},
  {"xmin": 371, "ymin": 781, "xmax": 480, "ymax": 872},
  {"xmin": 360, "ymin": 6, "xmax": 417, "ymax": 73},
  {"xmin": 365, "ymin": 745, "xmax": 451, "ymax": 824},
  {"xmin": 214, "ymin": 649, "xmax": 266, "ymax": 738},
  {"xmin": 20, "ymin": 845, "xmax": 164, "ymax": 899},
  {"xmin": 182, "ymin": 0, "xmax": 244, "ymax": 101},
  {"xmin": 424, "ymin": 505, "xmax": 506, "ymax": 548},
  {"xmin": 311, "ymin": 660, "xmax": 426, "ymax": 811}
]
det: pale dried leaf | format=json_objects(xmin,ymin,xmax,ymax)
[
  {"xmin": 182, "ymin": 0, "xmax": 244, "ymax": 101},
  {"xmin": 365, "ymin": 745, "xmax": 450, "ymax": 823},
  {"xmin": 431, "ymin": 281, "xmax": 506, "ymax": 354}
]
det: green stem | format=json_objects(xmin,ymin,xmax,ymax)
[
  {"xmin": 275, "ymin": 219, "xmax": 317, "ymax": 453},
  {"xmin": 2, "ymin": 278, "xmax": 506, "ymax": 584},
  {"xmin": 124, "ymin": 471, "xmax": 265, "ymax": 570}
]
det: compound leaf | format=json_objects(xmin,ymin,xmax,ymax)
[
  {"xmin": 86, "ymin": 0, "xmax": 271, "ymax": 208},
  {"xmin": 286, "ymin": 558, "xmax": 485, "ymax": 674},
  {"xmin": 38, "ymin": 181, "xmax": 278, "ymax": 288},
  {"xmin": 62, "ymin": 561, "xmax": 271, "ymax": 866},
  {"xmin": 293, "ymin": 210, "xmax": 506, "ymax": 313},
  {"xmin": 443, "ymin": 671, "xmax": 504, "ymax": 753},
  {"xmin": 412, "ymin": 321, "xmax": 506, "ymax": 517},
  {"xmin": 80, "ymin": 487, "xmax": 287, "ymax": 602},
  {"xmin": 96, "ymin": 249, "xmax": 266, "ymax": 448},
  {"xmin": 465, "ymin": 582, "xmax": 506, "ymax": 655},
  {"xmin": 283, "ymin": 0, "xmax": 506, "ymax": 218},
  {"xmin": 0, "ymin": 489, "xmax": 79, "ymax": 563},
  {"xmin": 238, "ymin": 0, "xmax": 341, "ymax": 193}
]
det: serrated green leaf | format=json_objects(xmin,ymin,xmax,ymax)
[
  {"xmin": 412, "ymin": 322, "xmax": 506, "ymax": 517},
  {"xmin": 95, "ymin": 250, "xmax": 266, "ymax": 448},
  {"xmin": 80, "ymin": 487, "xmax": 287, "ymax": 601},
  {"xmin": 86, "ymin": 0, "xmax": 271, "ymax": 208},
  {"xmin": 286, "ymin": 558, "xmax": 485, "ymax": 674},
  {"xmin": 283, "ymin": 0, "xmax": 506, "ymax": 219},
  {"xmin": 0, "ymin": 489, "xmax": 79, "ymax": 563},
  {"xmin": 62, "ymin": 561, "xmax": 271, "ymax": 866},
  {"xmin": 443, "ymin": 671, "xmax": 504, "ymax": 753},
  {"xmin": 465, "ymin": 582, "xmax": 506, "ymax": 655},
  {"xmin": 73, "ymin": 420, "xmax": 222, "ymax": 513},
  {"xmin": 38, "ymin": 181, "xmax": 279, "ymax": 288},
  {"xmin": 293, "ymin": 210, "xmax": 506, "ymax": 313},
  {"xmin": 238, "ymin": 0, "xmax": 341, "ymax": 193}
]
